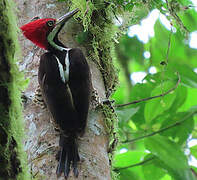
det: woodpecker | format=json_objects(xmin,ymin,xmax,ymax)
[{"xmin": 20, "ymin": 9, "xmax": 91, "ymax": 178}]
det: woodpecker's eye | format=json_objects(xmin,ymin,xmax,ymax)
[{"xmin": 47, "ymin": 20, "xmax": 55, "ymax": 27}]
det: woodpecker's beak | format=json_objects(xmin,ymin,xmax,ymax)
[{"xmin": 56, "ymin": 8, "xmax": 79, "ymax": 26}]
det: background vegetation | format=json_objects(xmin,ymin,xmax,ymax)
[{"xmin": 111, "ymin": 0, "xmax": 197, "ymax": 180}]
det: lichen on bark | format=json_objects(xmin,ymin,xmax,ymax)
[{"xmin": 0, "ymin": 0, "xmax": 29, "ymax": 179}]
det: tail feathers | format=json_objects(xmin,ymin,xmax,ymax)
[{"xmin": 56, "ymin": 135, "xmax": 80, "ymax": 178}]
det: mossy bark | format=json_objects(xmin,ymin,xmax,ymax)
[{"xmin": 0, "ymin": 0, "xmax": 29, "ymax": 179}]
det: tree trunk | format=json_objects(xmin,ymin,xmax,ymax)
[
  {"xmin": 0, "ymin": 0, "xmax": 29, "ymax": 179},
  {"xmin": 16, "ymin": 0, "xmax": 118, "ymax": 179}
]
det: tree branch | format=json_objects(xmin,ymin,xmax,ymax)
[
  {"xmin": 121, "ymin": 111, "xmax": 197, "ymax": 144},
  {"xmin": 113, "ymin": 157, "xmax": 154, "ymax": 171},
  {"xmin": 115, "ymin": 72, "xmax": 180, "ymax": 108}
]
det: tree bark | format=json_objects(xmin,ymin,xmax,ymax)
[{"xmin": 16, "ymin": 0, "xmax": 112, "ymax": 179}]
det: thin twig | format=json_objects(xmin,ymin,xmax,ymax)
[
  {"xmin": 115, "ymin": 72, "xmax": 180, "ymax": 108},
  {"xmin": 165, "ymin": 0, "xmax": 169, "ymax": 9},
  {"xmin": 166, "ymin": 26, "xmax": 172, "ymax": 64},
  {"xmin": 113, "ymin": 157, "xmax": 154, "ymax": 171},
  {"xmin": 191, "ymin": 168, "xmax": 197, "ymax": 177},
  {"xmin": 121, "ymin": 111, "xmax": 197, "ymax": 144}
]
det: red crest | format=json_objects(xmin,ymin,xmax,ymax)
[{"xmin": 20, "ymin": 18, "xmax": 56, "ymax": 49}]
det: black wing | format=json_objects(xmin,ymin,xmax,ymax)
[{"xmin": 68, "ymin": 48, "xmax": 91, "ymax": 133}]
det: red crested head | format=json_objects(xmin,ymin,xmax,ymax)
[
  {"xmin": 20, "ymin": 18, "xmax": 56, "ymax": 50},
  {"xmin": 20, "ymin": 9, "xmax": 79, "ymax": 51}
]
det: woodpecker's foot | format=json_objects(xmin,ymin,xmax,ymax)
[
  {"xmin": 78, "ymin": 136, "xmax": 85, "ymax": 141},
  {"xmin": 33, "ymin": 85, "xmax": 46, "ymax": 109},
  {"xmin": 102, "ymin": 99, "xmax": 115, "ymax": 105},
  {"xmin": 91, "ymin": 88, "xmax": 115, "ymax": 110},
  {"xmin": 21, "ymin": 92, "xmax": 34, "ymax": 107},
  {"xmin": 21, "ymin": 93, "xmax": 31, "ymax": 105},
  {"xmin": 91, "ymin": 88, "xmax": 102, "ymax": 109},
  {"xmin": 21, "ymin": 93, "xmax": 28, "ymax": 104},
  {"xmin": 49, "ymin": 118, "xmax": 60, "ymax": 132}
]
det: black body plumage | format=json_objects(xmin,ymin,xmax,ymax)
[{"xmin": 38, "ymin": 45, "xmax": 91, "ymax": 177}]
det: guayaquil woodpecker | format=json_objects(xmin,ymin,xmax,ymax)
[{"xmin": 20, "ymin": 9, "xmax": 91, "ymax": 178}]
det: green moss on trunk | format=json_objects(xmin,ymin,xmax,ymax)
[
  {"xmin": 0, "ymin": 0, "xmax": 29, "ymax": 179},
  {"xmin": 71, "ymin": 0, "xmax": 119, "ymax": 93}
]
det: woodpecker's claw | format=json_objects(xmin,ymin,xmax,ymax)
[{"xmin": 33, "ymin": 85, "xmax": 46, "ymax": 109}]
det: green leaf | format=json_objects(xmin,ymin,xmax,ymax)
[
  {"xmin": 144, "ymin": 81, "xmax": 176, "ymax": 123},
  {"xmin": 125, "ymin": 4, "xmax": 134, "ymax": 11},
  {"xmin": 169, "ymin": 85, "xmax": 187, "ymax": 112},
  {"xmin": 177, "ymin": 0, "xmax": 191, "ymax": 5},
  {"xmin": 160, "ymin": 112, "xmax": 194, "ymax": 145},
  {"xmin": 160, "ymin": 174, "xmax": 172, "ymax": 180},
  {"xmin": 150, "ymin": 21, "xmax": 197, "ymax": 69},
  {"xmin": 117, "ymin": 0, "xmax": 124, "ymax": 5},
  {"xmin": 114, "ymin": 150, "xmax": 147, "ymax": 168},
  {"xmin": 179, "ymin": 88, "xmax": 197, "ymax": 111},
  {"xmin": 190, "ymin": 145, "xmax": 197, "ymax": 159},
  {"xmin": 144, "ymin": 70, "xmax": 178, "ymax": 85},
  {"xmin": 116, "ymin": 107, "xmax": 139, "ymax": 122},
  {"xmin": 116, "ymin": 107, "xmax": 140, "ymax": 140},
  {"xmin": 142, "ymin": 154, "xmax": 165, "ymax": 180},
  {"xmin": 150, "ymin": 21, "xmax": 170, "ymax": 65},
  {"xmin": 118, "ymin": 36, "xmax": 144, "ymax": 63},
  {"xmin": 114, "ymin": 151, "xmax": 147, "ymax": 180},
  {"xmin": 127, "ymin": 82, "xmax": 154, "ymax": 129},
  {"xmin": 145, "ymin": 135, "xmax": 195, "ymax": 180},
  {"xmin": 118, "ymin": 167, "xmax": 143, "ymax": 180},
  {"xmin": 168, "ymin": 64, "xmax": 197, "ymax": 88},
  {"xmin": 179, "ymin": 9, "xmax": 197, "ymax": 31},
  {"xmin": 144, "ymin": 73, "xmax": 188, "ymax": 113}
]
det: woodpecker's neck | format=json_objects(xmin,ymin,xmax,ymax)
[
  {"xmin": 47, "ymin": 22, "xmax": 67, "ymax": 52},
  {"xmin": 48, "ymin": 36, "xmax": 65, "ymax": 53},
  {"xmin": 47, "ymin": 31, "xmax": 71, "ymax": 84},
  {"xmin": 46, "ymin": 20, "xmax": 72, "ymax": 84},
  {"xmin": 46, "ymin": 23, "xmax": 67, "ymax": 59}
]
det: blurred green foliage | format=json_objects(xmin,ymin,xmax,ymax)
[{"xmin": 112, "ymin": 0, "xmax": 197, "ymax": 180}]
